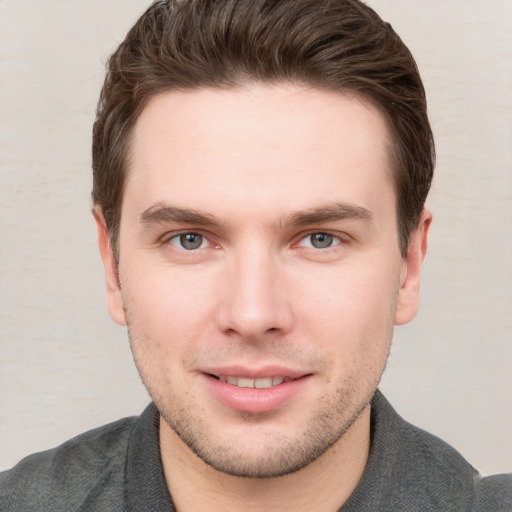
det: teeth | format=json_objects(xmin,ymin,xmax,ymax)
[
  {"xmin": 217, "ymin": 376, "xmax": 289, "ymax": 388},
  {"xmin": 255, "ymin": 377, "xmax": 272, "ymax": 389},
  {"xmin": 237, "ymin": 377, "xmax": 255, "ymax": 388}
]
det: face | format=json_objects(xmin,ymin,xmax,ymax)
[{"xmin": 96, "ymin": 84, "xmax": 429, "ymax": 478}]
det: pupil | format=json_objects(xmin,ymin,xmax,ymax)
[
  {"xmin": 312, "ymin": 233, "xmax": 333, "ymax": 248},
  {"xmin": 180, "ymin": 233, "xmax": 202, "ymax": 249}
]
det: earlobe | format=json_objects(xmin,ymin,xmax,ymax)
[
  {"xmin": 93, "ymin": 207, "xmax": 127, "ymax": 326},
  {"xmin": 394, "ymin": 209, "xmax": 432, "ymax": 326}
]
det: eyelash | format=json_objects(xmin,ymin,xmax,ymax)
[
  {"xmin": 293, "ymin": 230, "xmax": 346, "ymax": 250},
  {"xmin": 162, "ymin": 230, "xmax": 347, "ymax": 252},
  {"xmin": 163, "ymin": 231, "xmax": 214, "ymax": 251}
]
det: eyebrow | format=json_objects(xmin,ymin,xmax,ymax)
[
  {"xmin": 139, "ymin": 201, "xmax": 373, "ymax": 229},
  {"xmin": 286, "ymin": 202, "xmax": 373, "ymax": 226},
  {"xmin": 140, "ymin": 202, "xmax": 218, "ymax": 226}
]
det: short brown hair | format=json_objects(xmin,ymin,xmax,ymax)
[{"xmin": 92, "ymin": 0, "xmax": 434, "ymax": 259}]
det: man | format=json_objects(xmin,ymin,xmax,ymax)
[{"xmin": 1, "ymin": 0, "xmax": 510, "ymax": 510}]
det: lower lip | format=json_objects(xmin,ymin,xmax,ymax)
[{"xmin": 203, "ymin": 374, "xmax": 310, "ymax": 414}]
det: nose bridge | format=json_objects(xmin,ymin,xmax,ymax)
[{"xmin": 216, "ymin": 241, "xmax": 293, "ymax": 338}]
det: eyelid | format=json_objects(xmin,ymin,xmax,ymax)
[
  {"xmin": 159, "ymin": 228, "xmax": 349, "ymax": 251},
  {"xmin": 161, "ymin": 229, "xmax": 219, "ymax": 249},
  {"xmin": 162, "ymin": 229, "xmax": 194, "ymax": 240},
  {"xmin": 293, "ymin": 229, "xmax": 348, "ymax": 249}
]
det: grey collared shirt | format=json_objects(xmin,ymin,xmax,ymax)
[{"xmin": 1, "ymin": 391, "xmax": 511, "ymax": 511}]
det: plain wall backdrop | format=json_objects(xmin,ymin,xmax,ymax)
[{"xmin": 0, "ymin": 0, "xmax": 511, "ymax": 475}]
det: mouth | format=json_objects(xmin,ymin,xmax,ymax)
[
  {"xmin": 209, "ymin": 375, "xmax": 295, "ymax": 389},
  {"xmin": 203, "ymin": 369, "xmax": 310, "ymax": 413}
]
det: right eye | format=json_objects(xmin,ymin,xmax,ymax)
[{"xmin": 168, "ymin": 232, "xmax": 208, "ymax": 251}]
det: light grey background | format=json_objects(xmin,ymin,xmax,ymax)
[{"xmin": 1, "ymin": 1, "xmax": 511, "ymax": 475}]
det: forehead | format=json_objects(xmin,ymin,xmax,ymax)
[{"xmin": 124, "ymin": 84, "xmax": 394, "ymax": 222}]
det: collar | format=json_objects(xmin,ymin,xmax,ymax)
[
  {"xmin": 122, "ymin": 391, "xmax": 476, "ymax": 511},
  {"xmin": 124, "ymin": 402, "xmax": 175, "ymax": 511}
]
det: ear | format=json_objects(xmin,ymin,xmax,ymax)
[
  {"xmin": 94, "ymin": 207, "xmax": 127, "ymax": 326},
  {"xmin": 394, "ymin": 209, "xmax": 432, "ymax": 326}
]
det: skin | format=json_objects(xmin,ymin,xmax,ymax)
[{"xmin": 96, "ymin": 84, "xmax": 430, "ymax": 511}]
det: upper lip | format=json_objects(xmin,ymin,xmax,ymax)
[{"xmin": 201, "ymin": 365, "xmax": 309, "ymax": 379}]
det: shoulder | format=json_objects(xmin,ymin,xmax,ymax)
[
  {"xmin": 395, "ymin": 416, "xmax": 512, "ymax": 510},
  {"xmin": 364, "ymin": 392, "xmax": 512, "ymax": 511},
  {"xmin": 473, "ymin": 473, "xmax": 512, "ymax": 512},
  {"xmin": 0, "ymin": 415, "xmax": 138, "ymax": 512}
]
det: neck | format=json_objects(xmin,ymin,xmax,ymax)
[{"xmin": 159, "ymin": 405, "xmax": 371, "ymax": 512}]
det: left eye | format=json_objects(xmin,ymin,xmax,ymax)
[
  {"xmin": 169, "ymin": 233, "xmax": 207, "ymax": 250},
  {"xmin": 298, "ymin": 232, "xmax": 339, "ymax": 249}
]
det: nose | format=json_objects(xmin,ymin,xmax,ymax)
[{"xmin": 215, "ymin": 246, "xmax": 294, "ymax": 341}]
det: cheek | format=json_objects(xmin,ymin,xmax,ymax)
[
  {"xmin": 294, "ymin": 261, "xmax": 399, "ymax": 323},
  {"xmin": 121, "ymin": 264, "xmax": 218, "ymax": 348},
  {"xmin": 291, "ymin": 261, "xmax": 398, "ymax": 365}
]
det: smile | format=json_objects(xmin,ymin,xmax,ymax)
[
  {"xmin": 204, "ymin": 372, "xmax": 310, "ymax": 413},
  {"xmin": 214, "ymin": 376, "xmax": 294, "ymax": 388}
]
